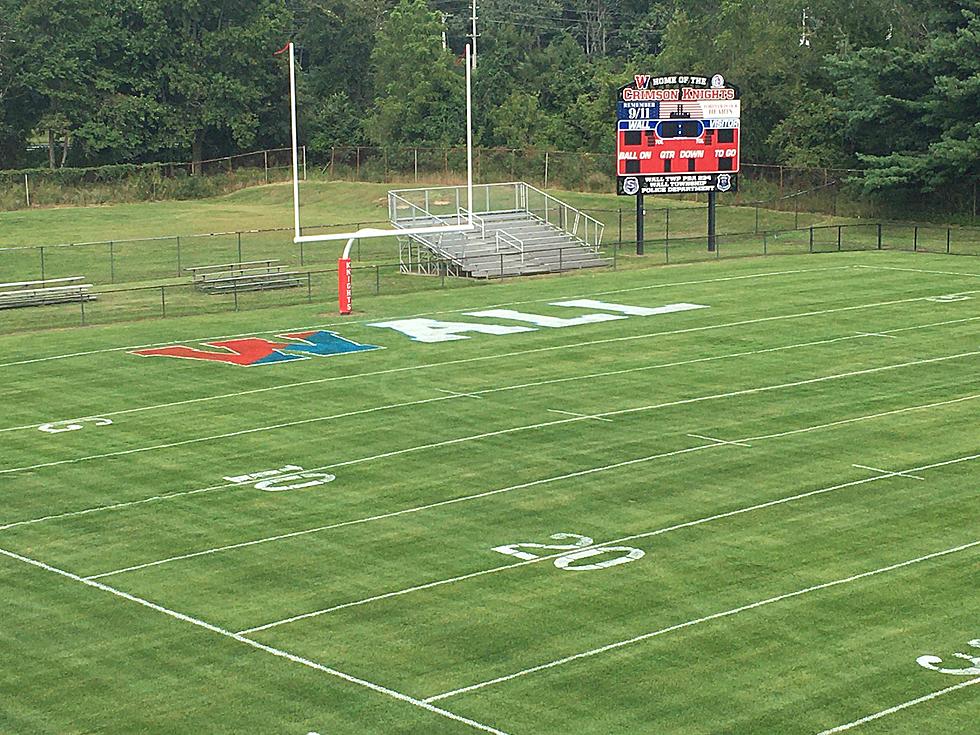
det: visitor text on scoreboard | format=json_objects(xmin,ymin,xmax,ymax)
[{"xmin": 617, "ymin": 74, "xmax": 740, "ymax": 196}]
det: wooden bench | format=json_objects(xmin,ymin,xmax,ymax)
[{"xmin": 0, "ymin": 277, "xmax": 96, "ymax": 309}]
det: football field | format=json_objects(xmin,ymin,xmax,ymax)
[{"xmin": 1, "ymin": 252, "xmax": 978, "ymax": 734}]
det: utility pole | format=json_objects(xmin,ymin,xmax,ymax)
[{"xmin": 470, "ymin": 0, "xmax": 478, "ymax": 69}]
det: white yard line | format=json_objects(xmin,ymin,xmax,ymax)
[
  {"xmin": 686, "ymin": 433, "xmax": 752, "ymax": 447},
  {"xmin": 0, "ymin": 547, "xmax": 510, "ymax": 735},
  {"xmin": 854, "ymin": 264, "xmax": 980, "ymax": 279},
  {"xmin": 81, "ymin": 385, "xmax": 980, "ymax": 583},
  {"xmin": 436, "ymin": 389, "xmax": 483, "ymax": 400},
  {"xmin": 853, "ymin": 464, "xmax": 925, "ymax": 481},
  {"xmin": 5, "ymin": 345, "xmax": 978, "ymax": 481},
  {"xmin": 0, "ymin": 266, "xmax": 845, "ymax": 370},
  {"xmin": 236, "ymin": 451, "xmax": 978, "ymax": 635},
  {"xmin": 423, "ymin": 540, "xmax": 980, "ymax": 703},
  {"xmin": 854, "ymin": 331, "xmax": 897, "ymax": 339},
  {"xmin": 814, "ymin": 677, "xmax": 980, "ymax": 734},
  {"xmin": 547, "ymin": 409, "xmax": 613, "ymax": 422}
]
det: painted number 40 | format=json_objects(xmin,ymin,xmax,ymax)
[{"xmin": 492, "ymin": 532, "xmax": 644, "ymax": 571}]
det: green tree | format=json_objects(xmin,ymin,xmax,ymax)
[
  {"xmin": 365, "ymin": 0, "xmax": 464, "ymax": 146},
  {"xmin": 124, "ymin": 0, "xmax": 290, "ymax": 170}
]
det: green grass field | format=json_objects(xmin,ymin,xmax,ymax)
[{"xmin": 1, "ymin": 250, "xmax": 977, "ymax": 734}]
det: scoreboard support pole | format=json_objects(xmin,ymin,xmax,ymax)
[
  {"xmin": 636, "ymin": 192, "xmax": 645, "ymax": 255},
  {"xmin": 707, "ymin": 191, "xmax": 717, "ymax": 252}
]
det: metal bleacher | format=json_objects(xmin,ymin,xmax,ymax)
[{"xmin": 389, "ymin": 182, "xmax": 609, "ymax": 279}]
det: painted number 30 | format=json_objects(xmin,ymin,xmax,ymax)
[{"xmin": 492, "ymin": 532, "xmax": 644, "ymax": 571}]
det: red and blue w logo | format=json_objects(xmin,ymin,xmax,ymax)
[{"xmin": 133, "ymin": 330, "xmax": 381, "ymax": 366}]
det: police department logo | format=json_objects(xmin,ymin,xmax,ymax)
[
  {"xmin": 716, "ymin": 174, "xmax": 732, "ymax": 192},
  {"xmin": 622, "ymin": 177, "xmax": 640, "ymax": 195}
]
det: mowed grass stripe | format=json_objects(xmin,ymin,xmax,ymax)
[
  {"xmin": 0, "ymin": 264, "xmax": 852, "ymax": 369},
  {"xmin": 1, "ymin": 304, "xmax": 974, "ymax": 529},
  {"xmin": 0, "ymin": 259, "xmax": 969, "ymax": 430},
  {"xmin": 43, "ymin": 350, "xmax": 976, "ymax": 578},
  {"xmin": 440, "ymin": 535, "xmax": 979, "ymax": 734},
  {"xmin": 251, "ymin": 459, "xmax": 978, "ymax": 698},
  {"xmin": 53, "ymin": 386, "xmax": 975, "ymax": 628},
  {"xmin": 93, "ymin": 392, "xmax": 977, "ymax": 633}
]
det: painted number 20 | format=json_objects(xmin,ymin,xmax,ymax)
[{"xmin": 492, "ymin": 532, "xmax": 645, "ymax": 571}]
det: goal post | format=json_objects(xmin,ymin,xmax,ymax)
[{"xmin": 281, "ymin": 42, "xmax": 476, "ymax": 314}]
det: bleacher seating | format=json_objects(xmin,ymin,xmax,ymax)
[
  {"xmin": 0, "ymin": 277, "xmax": 95, "ymax": 309},
  {"xmin": 187, "ymin": 260, "xmax": 303, "ymax": 292}
]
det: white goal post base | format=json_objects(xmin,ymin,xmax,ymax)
[{"xmin": 282, "ymin": 42, "xmax": 476, "ymax": 314}]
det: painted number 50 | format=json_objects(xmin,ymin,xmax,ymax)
[{"xmin": 492, "ymin": 532, "xmax": 644, "ymax": 572}]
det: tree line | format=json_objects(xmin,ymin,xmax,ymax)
[{"xmin": 0, "ymin": 0, "xmax": 976, "ymax": 203}]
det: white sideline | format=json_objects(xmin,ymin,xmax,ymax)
[
  {"xmin": 236, "ymin": 451, "xmax": 978, "ymax": 635},
  {"xmin": 0, "ymin": 265, "xmax": 847, "ymax": 370},
  {"xmin": 5, "ymin": 291, "xmax": 976, "ymax": 436},
  {"xmin": 814, "ymin": 677, "xmax": 980, "ymax": 734},
  {"xmin": 82, "ymin": 391, "xmax": 980, "ymax": 582},
  {"xmin": 5, "ymin": 342, "xmax": 978, "ymax": 481},
  {"xmin": 422, "ymin": 540, "xmax": 980, "ymax": 703},
  {"xmin": 3, "ymin": 318, "xmax": 970, "ymax": 534},
  {"xmin": 0, "ymin": 546, "xmax": 511, "ymax": 735}
]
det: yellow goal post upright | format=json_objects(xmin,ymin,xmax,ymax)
[{"xmin": 279, "ymin": 41, "xmax": 476, "ymax": 314}]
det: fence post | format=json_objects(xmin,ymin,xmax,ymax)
[
  {"xmin": 175, "ymin": 236, "xmax": 181, "ymax": 275},
  {"xmin": 24, "ymin": 173, "xmax": 30, "ymax": 207},
  {"xmin": 375, "ymin": 264, "xmax": 380, "ymax": 294},
  {"xmin": 160, "ymin": 286, "xmax": 166, "ymax": 317},
  {"xmin": 837, "ymin": 225, "xmax": 842, "ymax": 251},
  {"xmin": 307, "ymin": 272, "xmax": 312, "ymax": 302},
  {"xmin": 947, "ymin": 228, "xmax": 951, "ymax": 254},
  {"xmin": 877, "ymin": 223, "xmax": 882, "ymax": 250},
  {"xmin": 913, "ymin": 225, "xmax": 918, "ymax": 251},
  {"xmin": 109, "ymin": 241, "xmax": 115, "ymax": 283},
  {"xmin": 618, "ymin": 207, "xmax": 622, "ymax": 242},
  {"xmin": 264, "ymin": 150, "xmax": 269, "ymax": 183},
  {"xmin": 809, "ymin": 227, "xmax": 813, "ymax": 253},
  {"xmin": 794, "ymin": 199, "xmax": 799, "ymax": 229},
  {"xmin": 500, "ymin": 253, "xmax": 505, "ymax": 278},
  {"xmin": 237, "ymin": 232, "xmax": 242, "ymax": 263},
  {"xmin": 665, "ymin": 237, "xmax": 670, "ymax": 263},
  {"xmin": 665, "ymin": 208, "xmax": 670, "ymax": 243},
  {"xmin": 39, "ymin": 246, "xmax": 45, "ymax": 281},
  {"xmin": 80, "ymin": 295, "xmax": 86, "ymax": 325},
  {"xmin": 763, "ymin": 231, "xmax": 767, "ymax": 255},
  {"xmin": 330, "ymin": 147, "xmax": 336, "ymax": 179}
]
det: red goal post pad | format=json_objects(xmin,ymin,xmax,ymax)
[{"xmin": 338, "ymin": 258, "xmax": 352, "ymax": 315}]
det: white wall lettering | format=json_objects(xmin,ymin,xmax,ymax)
[
  {"xmin": 550, "ymin": 299, "xmax": 710, "ymax": 316},
  {"xmin": 366, "ymin": 318, "xmax": 535, "ymax": 343},
  {"xmin": 465, "ymin": 309, "xmax": 626, "ymax": 328}
]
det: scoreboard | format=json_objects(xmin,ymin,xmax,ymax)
[{"xmin": 617, "ymin": 74, "xmax": 740, "ymax": 196}]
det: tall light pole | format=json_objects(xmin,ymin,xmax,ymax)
[{"xmin": 469, "ymin": 0, "xmax": 478, "ymax": 69}]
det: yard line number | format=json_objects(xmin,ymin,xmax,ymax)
[
  {"xmin": 492, "ymin": 532, "xmax": 645, "ymax": 571},
  {"xmin": 917, "ymin": 638, "xmax": 980, "ymax": 676},
  {"xmin": 39, "ymin": 418, "xmax": 113, "ymax": 434}
]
